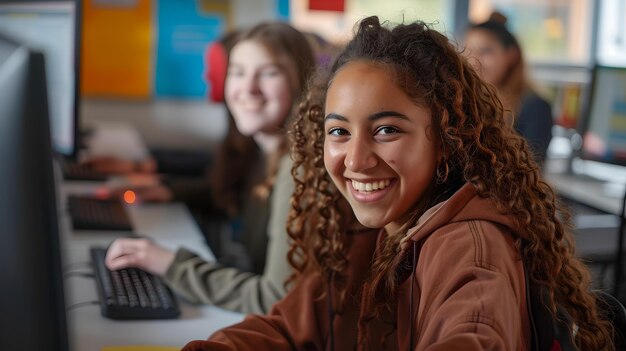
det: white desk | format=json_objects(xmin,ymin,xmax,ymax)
[
  {"xmin": 543, "ymin": 172, "xmax": 623, "ymax": 216},
  {"xmin": 543, "ymin": 160, "xmax": 626, "ymax": 294},
  {"xmin": 81, "ymin": 122, "xmax": 151, "ymax": 161},
  {"xmin": 60, "ymin": 182, "xmax": 245, "ymax": 350}
]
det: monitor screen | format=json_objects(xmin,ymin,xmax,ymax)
[
  {"xmin": 580, "ymin": 66, "xmax": 626, "ymax": 166},
  {"xmin": 0, "ymin": 0, "xmax": 79, "ymax": 157},
  {"xmin": 0, "ymin": 34, "xmax": 68, "ymax": 350}
]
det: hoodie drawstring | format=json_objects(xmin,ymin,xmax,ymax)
[
  {"xmin": 409, "ymin": 241, "xmax": 417, "ymax": 351},
  {"xmin": 327, "ymin": 277, "xmax": 335, "ymax": 351},
  {"xmin": 327, "ymin": 238, "xmax": 418, "ymax": 351}
]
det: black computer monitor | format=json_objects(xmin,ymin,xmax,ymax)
[
  {"xmin": 0, "ymin": 0, "xmax": 80, "ymax": 158},
  {"xmin": 579, "ymin": 65, "xmax": 626, "ymax": 167},
  {"xmin": 0, "ymin": 33, "xmax": 69, "ymax": 350}
]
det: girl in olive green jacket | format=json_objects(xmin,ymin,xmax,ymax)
[{"xmin": 105, "ymin": 22, "xmax": 316, "ymax": 315}]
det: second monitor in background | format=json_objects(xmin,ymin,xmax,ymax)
[{"xmin": 580, "ymin": 65, "xmax": 626, "ymax": 167}]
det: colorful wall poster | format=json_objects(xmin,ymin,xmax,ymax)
[
  {"xmin": 81, "ymin": 0, "xmax": 153, "ymax": 98},
  {"xmin": 309, "ymin": 0, "xmax": 345, "ymax": 12},
  {"xmin": 155, "ymin": 0, "xmax": 229, "ymax": 98},
  {"xmin": 276, "ymin": 0, "xmax": 290, "ymax": 21}
]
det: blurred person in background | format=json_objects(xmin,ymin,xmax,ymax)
[
  {"xmin": 103, "ymin": 21, "xmax": 316, "ymax": 315},
  {"xmin": 464, "ymin": 11, "xmax": 553, "ymax": 165}
]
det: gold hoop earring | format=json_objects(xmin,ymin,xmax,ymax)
[{"xmin": 436, "ymin": 159, "xmax": 449, "ymax": 184}]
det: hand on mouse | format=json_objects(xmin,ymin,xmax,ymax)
[
  {"xmin": 81, "ymin": 156, "xmax": 157, "ymax": 175},
  {"xmin": 111, "ymin": 184, "xmax": 174, "ymax": 204},
  {"xmin": 105, "ymin": 237, "xmax": 176, "ymax": 276}
]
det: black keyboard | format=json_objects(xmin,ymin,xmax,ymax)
[
  {"xmin": 62, "ymin": 160, "xmax": 108, "ymax": 181},
  {"xmin": 90, "ymin": 247, "xmax": 180, "ymax": 319},
  {"xmin": 68, "ymin": 195, "xmax": 133, "ymax": 231}
]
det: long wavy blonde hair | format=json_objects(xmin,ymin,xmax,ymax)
[{"xmin": 287, "ymin": 16, "xmax": 613, "ymax": 350}]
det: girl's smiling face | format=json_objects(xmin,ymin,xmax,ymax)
[
  {"xmin": 225, "ymin": 40, "xmax": 294, "ymax": 136},
  {"xmin": 463, "ymin": 29, "xmax": 513, "ymax": 87},
  {"xmin": 323, "ymin": 61, "xmax": 440, "ymax": 233}
]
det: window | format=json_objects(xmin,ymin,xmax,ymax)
[{"xmin": 597, "ymin": 0, "xmax": 626, "ymax": 67}]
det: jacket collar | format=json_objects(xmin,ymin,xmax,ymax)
[{"xmin": 399, "ymin": 182, "xmax": 524, "ymax": 250}]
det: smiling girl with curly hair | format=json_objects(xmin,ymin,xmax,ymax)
[{"xmin": 183, "ymin": 16, "xmax": 613, "ymax": 351}]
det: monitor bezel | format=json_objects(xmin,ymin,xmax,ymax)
[
  {"xmin": 0, "ymin": 0, "xmax": 81, "ymax": 159},
  {"xmin": 578, "ymin": 64, "xmax": 626, "ymax": 167},
  {"xmin": 0, "ymin": 31, "xmax": 69, "ymax": 351}
]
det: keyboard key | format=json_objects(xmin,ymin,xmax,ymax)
[
  {"xmin": 68, "ymin": 196, "xmax": 133, "ymax": 231},
  {"xmin": 62, "ymin": 159, "xmax": 108, "ymax": 182},
  {"xmin": 90, "ymin": 247, "xmax": 180, "ymax": 319}
]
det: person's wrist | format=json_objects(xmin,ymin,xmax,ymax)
[
  {"xmin": 134, "ymin": 159, "xmax": 157, "ymax": 173},
  {"xmin": 154, "ymin": 249, "xmax": 176, "ymax": 276}
]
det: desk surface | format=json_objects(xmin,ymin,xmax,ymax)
[
  {"xmin": 544, "ymin": 171, "xmax": 623, "ymax": 216},
  {"xmin": 543, "ymin": 158, "xmax": 625, "ymax": 216},
  {"xmin": 63, "ymin": 246, "xmax": 244, "ymax": 350},
  {"xmin": 60, "ymin": 181, "xmax": 245, "ymax": 350}
]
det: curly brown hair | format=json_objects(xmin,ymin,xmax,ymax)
[{"xmin": 287, "ymin": 16, "xmax": 613, "ymax": 350}]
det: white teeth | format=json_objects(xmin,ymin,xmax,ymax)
[{"xmin": 351, "ymin": 179, "xmax": 392, "ymax": 192}]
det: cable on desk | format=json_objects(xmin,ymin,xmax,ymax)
[
  {"xmin": 66, "ymin": 300, "xmax": 99, "ymax": 311},
  {"xmin": 613, "ymin": 184, "xmax": 626, "ymax": 298},
  {"xmin": 63, "ymin": 271, "xmax": 95, "ymax": 279},
  {"xmin": 63, "ymin": 261, "xmax": 92, "ymax": 270}
]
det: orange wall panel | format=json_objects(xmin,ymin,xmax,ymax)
[{"xmin": 81, "ymin": 0, "xmax": 153, "ymax": 98}]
